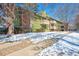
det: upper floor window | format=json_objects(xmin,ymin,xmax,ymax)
[{"xmin": 61, "ymin": 26, "xmax": 64, "ymax": 28}]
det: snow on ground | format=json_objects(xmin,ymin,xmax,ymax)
[
  {"xmin": 0, "ymin": 32, "xmax": 79, "ymax": 56},
  {"xmin": 0, "ymin": 32, "xmax": 68, "ymax": 43},
  {"xmin": 37, "ymin": 32, "xmax": 79, "ymax": 56},
  {"xmin": 37, "ymin": 40, "xmax": 79, "ymax": 56}
]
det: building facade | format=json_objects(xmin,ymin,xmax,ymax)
[{"xmin": 15, "ymin": 7, "xmax": 32, "ymax": 33}]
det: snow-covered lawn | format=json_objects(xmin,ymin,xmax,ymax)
[
  {"xmin": 0, "ymin": 32, "xmax": 79, "ymax": 56},
  {"xmin": 37, "ymin": 32, "xmax": 79, "ymax": 56},
  {"xmin": 0, "ymin": 32, "xmax": 68, "ymax": 42}
]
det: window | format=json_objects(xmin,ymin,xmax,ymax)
[
  {"xmin": 61, "ymin": 29, "xmax": 64, "ymax": 31},
  {"xmin": 18, "ymin": 11, "xmax": 22, "ymax": 14},
  {"xmin": 51, "ymin": 24, "xmax": 54, "ymax": 26},
  {"xmin": 61, "ymin": 26, "xmax": 64, "ymax": 28},
  {"xmin": 51, "ymin": 29, "xmax": 54, "ymax": 31}
]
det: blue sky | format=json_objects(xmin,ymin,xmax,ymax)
[{"xmin": 37, "ymin": 3, "xmax": 79, "ymax": 23}]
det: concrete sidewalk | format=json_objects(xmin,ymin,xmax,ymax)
[
  {"xmin": 6, "ymin": 39, "xmax": 56, "ymax": 56},
  {"xmin": 0, "ymin": 39, "xmax": 32, "ymax": 56}
]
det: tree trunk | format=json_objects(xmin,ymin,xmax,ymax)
[
  {"xmin": 6, "ymin": 17, "xmax": 14, "ymax": 34},
  {"xmin": 3, "ymin": 3, "xmax": 15, "ymax": 35}
]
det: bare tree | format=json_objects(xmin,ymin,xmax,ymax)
[
  {"xmin": 0, "ymin": 3, "xmax": 15, "ymax": 35},
  {"xmin": 75, "ymin": 15, "xmax": 79, "ymax": 31}
]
